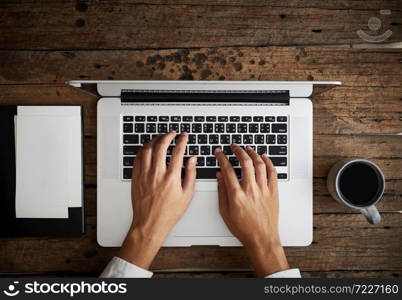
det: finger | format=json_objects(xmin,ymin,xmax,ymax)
[
  {"xmin": 214, "ymin": 147, "xmax": 241, "ymax": 191},
  {"xmin": 132, "ymin": 147, "xmax": 142, "ymax": 180},
  {"xmin": 245, "ymin": 146, "xmax": 267, "ymax": 188},
  {"xmin": 262, "ymin": 154, "xmax": 278, "ymax": 193},
  {"xmin": 231, "ymin": 144, "xmax": 256, "ymax": 185},
  {"xmin": 169, "ymin": 132, "xmax": 189, "ymax": 174},
  {"xmin": 152, "ymin": 131, "xmax": 177, "ymax": 171},
  {"xmin": 182, "ymin": 156, "xmax": 197, "ymax": 195},
  {"xmin": 141, "ymin": 139, "xmax": 156, "ymax": 174},
  {"xmin": 216, "ymin": 171, "xmax": 228, "ymax": 217}
]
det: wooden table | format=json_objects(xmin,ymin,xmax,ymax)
[{"xmin": 0, "ymin": 1, "xmax": 401, "ymax": 278}]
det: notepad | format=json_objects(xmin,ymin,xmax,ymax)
[{"xmin": 15, "ymin": 106, "xmax": 82, "ymax": 219}]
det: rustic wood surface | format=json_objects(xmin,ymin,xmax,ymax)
[{"xmin": 0, "ymin": 0, "xmax": 401, "ymax": 278}]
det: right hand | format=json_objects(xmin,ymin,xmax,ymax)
[{"xmin": 214, "ymin": 144, "xmax": 289, "ymax": 277}]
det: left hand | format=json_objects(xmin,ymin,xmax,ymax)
[{"xmin": 118, "ymin": 131, "xmax": 197, "ymax": 269}]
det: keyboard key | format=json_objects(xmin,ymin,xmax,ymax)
[
  {"xmin": 265, "ymin": 116, "xmax": 275, "ymax": 122},
  {"xmin": 255, "ymin": 135, "xmax": 264, "ymax": 144},
  {"xmin": 167, "ymin": 145, "xmax": 174, "ymax": 155},
  {"xmin": 123, "ymin": 156, "xmax": 134, "ymax": 166},
  {"xmin": 192, "ymin": 123, "xmax": 202, "ymax": 133},
  {"xmin": 135, "ymin": 116, "xmax": 145, "ymax": 122},
  {"xmin": 206, "ymin": 156, "xmax": 216, "ymax": 166},
  {"xmin": 196, "ymin": 157, "xmax": 205, "ymax": 166},
  {"xmin": 269, "ymin": 146, "xmax": 287, "ymax": 155},
  {"xmin": 220, "ymin": 134, "xmax": 230, "ymax": 144},
  {"xmin": 189, "ymin": 146, "xmax": 199, "ymax": 155},
  {"xmin": 123, "ymin": 134, "xmax": 139, "ymax": 144},
  {"xmin": 183, "ymin": 116, "xmax": 193, "ymax": 122},
  {"xmin": 123, "ymin": 116, "xmax": 133, "ymax": 122},
  {"xmin": 209, "ymin": 134, "xmax": 219, "ymax": 144},
  {"xmin": 206, "ymin": 116, "xmax": 216, "ymax": 122},
  {"xmin": 123, "ymin": 146, "xmax": 141, "ymax": 155},
  {"xmin": 123, "ymin": 123, "xmax": 133, "ymax": 133},
  {"xmin": 232, "ymin": 135, "xmax": 242, "ymax": 144},
  {"xmin": 140, "ymin": 134, "xmax": 151, "ymax": 144},
  {"xmin": 203, "ymin": 123, "xmax": 213, "ymax": 133},
  {"xmin": 278, "ymin": 173, "xmax": 287, "ymax": 179},
  {"xmin": 260, "ymin": 124, "xmax": 270, "ymax": 133},
  {"xmin": 181, "ymin": 123, "xmax": 191, "ymax": 132},
  {"xmin": 230, "ymin": 116, "xmax": 240, "ymax": 122},
  {"xmin": 215, "ymin": 123, "xmax": 225, "ymax": 133},
  {"xmin": 211, "ymin": 145, "xmax": 221, "ymax": 153},
  {"xmin": 158, "ymin": 123, "xmax": 168, "ymax": 133},
  {"xmin": 249, "ymin": 124, "xmax": 259, "ymax": 133},
  {"xmin": 134, "ymin": 123, "xmax": 144, "ymax": 133},
  {"xmin": 253, "ymin": 116, "xmax": 264, "ymax": 122},
  {"xmin": 123, "ymin": 168, "xmax": 132, "ymax": 179},
  {"xmin": 146, "ymin": 123, "xmax": 156, "ymax": 133},
  {"xmin": 226, "ymin": 123, "xmax": 236, "ymax": 133},
  {"xmin": 277, "ymin": 135, "xmax": 287, "ymax": 144},
  {"xmin": 196, "ymin": 168, "xmax": 241, "ymax": 179},
  {"xmin": 257, "ymin": 145, "xmax": 267, "ymax": 154},
  {"xmin": 241, "ymin": 116, "xmax": 252, "ymax": 122},
  {"xmin": 270, "ymin": 157, "xmax": 287, "ymax": 166},
  {"xmin": 243, "ymin": 135, "xmax": 253, "ymax": 144},
  {"xmin": 159, "ymin": 116, "xmax": 169, "ymax": 122},
  {"xmin": 198, "ymin": 135, "xmax": 208, "ymax": 144},
  {"xmin": 147, "ymin": 116, "xmax": 157, "ymax": 122},
  {"xmin": 218, "ymin": 116, "xmax": 228, "ymax": 122},
  {"xmin": 266, "ymin": 135, "xmax": 276, "ymax": 144},
  {"xmin": 171, "ymin": 116, "xmax": 181, "ymax": 122},
  {"xmin": 272, "ymin": 123, "xmax": 287, "ymax": 133},
  {"xmin": 222, "ymin": 146, "xmax": 232, "ymax": 155},
  {"xmin": 188, "ymin": 134, "xmax": 197, "ymax": 144},
  {"xmin": 194, "ymin": 116, "xmax": 205, "ymax": 122},
  {"xmin": 169, "ymin": 123, "xmax": 180, "ymax": 132},
  {"xmin": 201, "ymin": 146, "xmax": 211, "ymax": 155},
  {"xmin": 277, "ymin": 116, "xmax": 287, "ymax": 122},
  {"xmin": 238, "ymin": 123, "xmax": 248, "ymax": 133},
  {"xmin": 229, "ymin": 156, "xmax": 239, "ymax": 166}
]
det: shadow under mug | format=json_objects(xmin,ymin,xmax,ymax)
[{"xmin": 327, "ymin": 159, "xmax": 385, "ymax": 224}]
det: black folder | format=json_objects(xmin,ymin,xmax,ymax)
[{"xmin": 0, "ymin": 106, "xmax": 85, "ymax": 237}]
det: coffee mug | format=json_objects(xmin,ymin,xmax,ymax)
[{"xmin": 327, "ymin": 159, "xmax": 385, "ymax": 224}]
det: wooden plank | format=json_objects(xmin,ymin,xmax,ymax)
[
  {"xmin": 0, "ymin": 1, "xmax": 401, "ymax": 49},
  {"xmin": 2, "ymin": 84, "xmax": 401, "ymax": 136},
  {"xmin": 0, "ymin": 214, "xmax": 401, "ymax": 273},
  {"xmin": 82, "ymin": 134, "xmax": 401, "ymax": 184},
  {"xmin": 1, "ymin": 48, "xmax": 402, "ymax": 87}
]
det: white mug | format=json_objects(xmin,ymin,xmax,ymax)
[{"xmin": 327, "ymin": 159, "xmax": 385, "ymax": 224}]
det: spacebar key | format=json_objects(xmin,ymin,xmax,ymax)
[{"xmin": 195, "ymin": 168, "xmax": 241, "ymax": 179}]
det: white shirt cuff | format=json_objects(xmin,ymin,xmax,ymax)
[
  {"xmin": 265, "ymin": 268, "xmax": 301, "ymax": 278},
  {"xmin": 100, "ymin": 256, "xmax": 153, "ymax": 278}
]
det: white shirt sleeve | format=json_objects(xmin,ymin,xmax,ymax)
[
  {"xmin": 265, "ymin": 268, "xmax": 301, "ymax": 278},
  {"xmin": 100, "ymin": 256, "xmax": 153, "ymax": 278}
]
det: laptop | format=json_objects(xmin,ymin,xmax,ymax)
[{"xmin": 69, "ymin": 80, "xmax": 341, "ymax": 247}]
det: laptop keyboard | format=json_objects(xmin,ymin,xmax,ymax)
[{"xmin": 121, "ymin": 115, "xmax": 289, "ymax": 180}]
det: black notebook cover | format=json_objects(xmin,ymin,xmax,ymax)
[{"xmin": 0, "ymin": 105, "xmax": 85, "ymax": 237}]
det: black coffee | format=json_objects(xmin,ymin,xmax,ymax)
[{"xmin": 338, "ymin": 162, "xmax": 382, "ymax": 206}]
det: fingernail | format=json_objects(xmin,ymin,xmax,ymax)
[
  {"xmin": 246, "ymin": 146, "xmax": 252, "ymax": 150},
  {"xmin": 214, "ymin": 147, "xmax": 222, "ymax": 153},
  {"xmin": 189, "ymin": 156, "xmax": 197, "ymax": 165},
  {"xmin": 216, "ymin": 171, "xmax": 222, "ymax": 179}
]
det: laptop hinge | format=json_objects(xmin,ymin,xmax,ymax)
[{"xmin": 120, "ymin": 89, "xmax": 289, "ymax": 104}]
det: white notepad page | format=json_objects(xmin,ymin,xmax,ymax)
[{"xmin": 15, "ymin": 106, "xmax": 82, "ymax": 218}]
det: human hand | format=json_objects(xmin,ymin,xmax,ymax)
[
  {"xmin": 214, "ymin": 144, "xmax": 289, "ymax": 277},
  {"xmin": 118, "ymin": 131, "xmax": 197, "ymax": 269}
]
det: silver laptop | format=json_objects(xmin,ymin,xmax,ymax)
[{"xmin": 69, "ymin": 80, "xmax": 341, "ymax": 247}]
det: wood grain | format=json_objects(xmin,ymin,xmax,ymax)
[
  {"xmin": 0, "ymin": 1, "xmax": 401, "ymax": 49},
  {"xmin": 0, "ymin": 214, "xmax": 401, "ymax": 274}
]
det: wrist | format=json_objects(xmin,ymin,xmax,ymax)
[
  {"xmin": 245, "ymin": 236, "xmax": 289, "ymax": 277},
  {"xmin": 117, "ymin": 227, "xmax": 164, "ymax": 270}
]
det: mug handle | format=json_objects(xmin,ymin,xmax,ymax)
[{"xmin": 360, "ymin": 205, "xmax": 381, "ymax": 224}]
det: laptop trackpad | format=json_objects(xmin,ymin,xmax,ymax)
[{"xmin": 172, "ymin": 191, "xmax": 233, "ymax": 237}]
